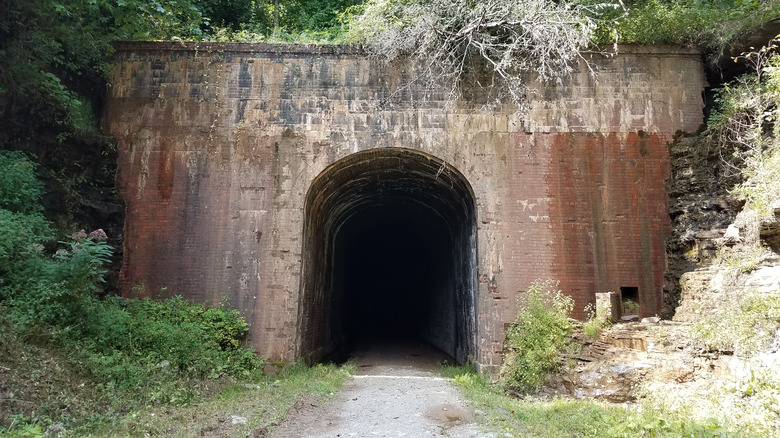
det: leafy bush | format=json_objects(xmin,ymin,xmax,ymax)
[
  {"xmin": 0, "ymin": 152, "xmax": 51, "ymax": 276},
  {"xmin": 500, "ymin": 279, "xmax": 574, "ymax": 392},
  {"xmin": 606, "ymin": 0, "xmax": 729, "ymax": 46},
  {"xmin": 1, "ymin": 228, "xmax": 113, "ymax": 328},
  {"xmin": 0, "ymin": 153, "xmax": 263, "ymax": 430},
  {"xmin": 583, "ymin": 0, "xmax": 780, "ymax": 55},
  {"xmin": 0, "ymin": 151, "xmax": 45, "ymax": 214},
  {"xmin": 74, "ymin": 296, "xmax": 262, "ymax": 383}
]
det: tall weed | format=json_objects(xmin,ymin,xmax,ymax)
[{"xmin": 500, "ymin": 279, "xmax": 574, "ymax": 392}]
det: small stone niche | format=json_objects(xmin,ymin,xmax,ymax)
[{"xmin": 620, "ymin": 286, "xmax": 640, "ymax": 318}]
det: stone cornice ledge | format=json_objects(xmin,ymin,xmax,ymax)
[{"xmin": 110, "ymin": 41, "xmax": 701, "ymax": 58}]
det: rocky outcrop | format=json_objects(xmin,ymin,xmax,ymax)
[
  {"xmin": 664, "ymin": 132, "xmax": 780, "ymax": 320},
  {"xmin": 543, "ymin": 319, "xmax": 777, "ymax": 403},
  {"xmin": 664, "ymin": 135, "xmax": 737, "ymax": 317},
  {"xmin": 541, "ymin": 322, "xmax": 705, "ymax": 402}
]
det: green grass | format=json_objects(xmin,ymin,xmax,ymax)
[
  {"xmin": 442, "ymin": 365, "xmax": 744, "ymax": 438},
  {"xmin": 83, "ymin": 363, "xmax": 353, "ymax": 437}
]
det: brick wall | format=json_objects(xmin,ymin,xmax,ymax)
[{"xmin": 106, "ymin": 42, "xmax": 705, "ymax": 369}]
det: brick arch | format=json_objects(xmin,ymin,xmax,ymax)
[{"xmin": 296, "ymin": 148, "xmax": 478, "ymax": 364}]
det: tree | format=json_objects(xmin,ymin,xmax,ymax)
[
  {"xmin": 345, "ymin": 0, "xmax": 620, "ymax": 110},
  {"xmin": 199, "ymin": 0, "xmax": 270, "ymax": 31},
  {"xmin": 0, "ymin": 0, "xmax": 207, "ymax": 231},
  {"xmin": 282, "ymin": 0, "xmax": 363, "ymax": 32}
]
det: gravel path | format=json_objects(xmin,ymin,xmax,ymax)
[{"xmin": 266, "ymin": 340, "xmax": 491, "ymax": 438}]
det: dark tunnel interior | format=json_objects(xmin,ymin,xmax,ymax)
[
  {"xmin": 297, "ymin": 148, "xmax": 477, "ymax": 365},
  {"xmin": 336, "ymin": 202, "xmax": 454, "ymax": 344}
]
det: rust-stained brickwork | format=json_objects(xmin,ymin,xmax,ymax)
[{"xmin": 106, "ymin": 42, "xmax": 705, "ymax": 370}]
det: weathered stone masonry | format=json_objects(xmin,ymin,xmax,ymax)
[{"xmin": 106, "ymin": 42, "xmax": 705, "ymax": 370}]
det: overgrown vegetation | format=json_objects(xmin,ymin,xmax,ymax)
[
  {"xmin": 444, "ymin": 365, "xmax": 738, "ymax": 437},
  {"xmin": 593, "ymin": 1, "xmax": 780, "ymax": 53},
  {"xmin": 5, "ymin": 1, "xmax": 780, "ymax": 161},
  {"xmin": 635, "ymin": 37, "xmax": 780, "ymax": 438},
  {"xmin": 2, "ymin": 2, "xmax": 778, "ymax": 223},
  {"xmin": 86, "ymin": 363, "xmax": 353, "ymax": 437},
  {"xmin": 639, "ymin": 324, "xmax": 780, "ymax": 437},
  {"xmin": 3, "ymin": 0, "xmax": 780, "ymax": 435},
  {"xmin": 694, "ymin": 290, "xmax": 780, "ymax": 355},
  {"xmin": 689, "ymin": 37, "xmax": 780, "ymax": 355},
  {"xmin": 582, "ymin": 300, "xmax": 613, "ymax": 339},
  {"xmin": 708, "ymin": 37, "xmax": 780, "ymax": 218},
  {"xmin": 344, "ymin": 0, "xmax": 617, "ymax": 110},
  {"xmin": 0, "ymin": 152, "xmax": 264, "ymax": 434},
  {"xmin": 500, "ymin": 279, "xmax": 574, "ymax": 393}
]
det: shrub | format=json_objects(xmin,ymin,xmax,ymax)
[
  {"xmin": 0, "ymin": 151, "xmax": 45, "ymax": 214},
  {"xmin": 67, "ymin": 295, "xmax": 262, "ymax": 392},
  {"xmin": 0, "ymin": 152, "xmax": 52, "ymax": 278},
  {"xmin": 500, "ymin": 279, "xmax": 574, "ymax": 393},
  {"xmin": 1, "ymin": 232, "xmax": 113, "ymax": 328},
  {"xmin": 585, "ymin": 0, "xmax": 780, "ymax": 56},
  {"xmin": 0, "ymin": 151, "xmax": 263, "ymax": 417}
]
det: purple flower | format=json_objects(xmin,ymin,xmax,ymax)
[{"xmin": 89, "ymin": 228, "xmax": 108, "ymax": 241}]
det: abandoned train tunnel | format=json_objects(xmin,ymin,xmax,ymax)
[{"xmin": 297, "ymin": 148, "xmax": 478, "ymax": 365}]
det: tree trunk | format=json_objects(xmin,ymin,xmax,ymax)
[{"xmin": 273, "ymin": 0, "xmax": 279, "ymax": 32}]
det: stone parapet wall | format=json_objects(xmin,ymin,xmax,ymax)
[{"xmin": 106, "ymin": 42, "xmax": 705, "ymax": 368}]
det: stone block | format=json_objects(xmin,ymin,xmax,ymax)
[{"xmin": 596, "ymin": 291, "xmax": 621, "ymax": 322}]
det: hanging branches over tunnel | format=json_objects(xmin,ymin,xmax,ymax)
[{"xmin": 345, "ymin": 0, "xmax": 622, "ymax": 110}]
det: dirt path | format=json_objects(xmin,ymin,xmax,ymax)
[{"xmin": 265, "ymin": 340, "xmax": 491, "ymax": 438}]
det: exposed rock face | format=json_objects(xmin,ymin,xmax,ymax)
[
  {"xmin": 543, "ymin": 322, "xmax": 703, "ymax": 403},
  {"xmin": 664, "ymin": 135, "xmax": 737, "ymax": 318}
]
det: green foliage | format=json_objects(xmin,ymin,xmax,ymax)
[
  {"xmin": 0, "ymin": 151, "xmax": 45, "ymax": 214},
  {"xmin": 281, "ymin": 0, "xmax": 361, "ymax": 33},
  {"xmin": 604, "ymin": 0, "xmax": 730, "ymax": 46},
  {"xmin": 52, "ymin": 295, "xmax": 263, "ymax": 408},
  {"xmin": 585, "ymin": 0, "xmax": 780, "ymax": 54},
  {"xmin": 0, "ymin": 210, "xmax": 51, "ymax": 277},
  {"xmin": 0, "ymin": 417, "xmax": 45, "ymax": 438},
  {"xmin": 623, "ymin": 298, "xmax": 640, "ymax": 314},
  {"xmin": 1, "ymin": 0, "xmax": 206, "ymax": 152},
  {"xmin": 0, "ymin": 152, "xmax": 52, "ymax": 285},
  {"xmin": 694, "ymin": 291, "xmax": 780, "ymax": 355},
  {"xmin": 500, "ymin": 279, "xmax": 574, "ymax": 393},
  {"xmin": 1, "ymin": 229, "xmax": 113, "ymax": 328},
  {"xmin": 707, "ymin": 40, "xmax": 780, "ymax": 218},
  {"xmin": 582, "ymin": 302, "xmax": 612, "ymax": 339},
  {"xmin": 205, "ymin": 0, "xmax": 358, "ymax": 43},
  {"xmin": 0, "ymin": 158, "xmax": 263, "ymax": 431},
  {"xmin": 200, "ymin": 0, "xmax": 270, "ymax": 31}
]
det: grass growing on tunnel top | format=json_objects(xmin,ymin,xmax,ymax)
[{"xmin": 443, "ymin": 366, "xmax": 742, "ymax": 438}]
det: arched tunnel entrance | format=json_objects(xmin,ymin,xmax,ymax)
[{"xmin": 297, "ymin": 148, "xmax": 478, "ymax": 365}]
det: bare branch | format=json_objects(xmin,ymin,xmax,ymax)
[{"xmin": 347, "ymin": 0, "xmax": 620, "ymax": 112}]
